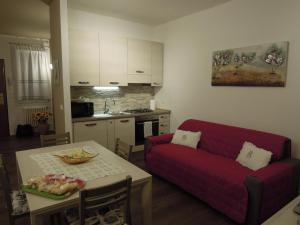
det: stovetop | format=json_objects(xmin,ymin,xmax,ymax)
[{"xmin": 123, "ymin": 108, "xmax": 154, "ymax": 114}]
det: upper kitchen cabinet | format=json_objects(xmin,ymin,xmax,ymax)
[
  {"xmin": 127, "ymin": 39, "xmax": 152, "ymax": 83},
  {"xmin": 100, "ymin": 35, "xmax": 128, "ymax": 86},
  {"xmin": 69, "ymin": 29, "xmax": 100, "ymax": 86},
  {"xmin": 151, "ymin": 42, "xmax": 164, "ymax": 86}
]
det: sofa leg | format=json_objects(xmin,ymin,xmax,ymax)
[{"xmin": 245, "ymin": 176, "xmax": 263, "ymax": 225}]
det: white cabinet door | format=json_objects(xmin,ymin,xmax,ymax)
[
  {"xmin": 73, "ymin": 121, "xmax": 107, "ymax": 147},
  {"xmin": 107, "ymin": 119, "xmax": 115, "ymax": 151},
  {"xmin": 69, "ymin": 29, "xmax": 100, "ymax": 86},
  {"xmin": 114, "ymin": 118, "xmax": 135, "ymax": 146},
  {"xmin": 100, "ymin": 35, "xmax": 127, "ymax": 86},
  {"xmin": 127, "ymin": 39, "xmax": 151, "ymax": 76},
  {"xmin": 151, "ymin": 42, "xmax": 164, "ymax": 86}
]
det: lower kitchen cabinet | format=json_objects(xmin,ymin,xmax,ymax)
[
  {"xmin": 73, "ymin": 117, "xmax": 135, "ymax": 151},
  {"xmin": 114, "ymin": 118, "xmax": 135, "ymax": 146},
  {"xmin": 73, "ymin": 121, "xmax": 108, "ymax": 147}
]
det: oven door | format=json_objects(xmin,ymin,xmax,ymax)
[{"xmin": 135, "ymin": 119, "xmax": 159, "ymax": 146}]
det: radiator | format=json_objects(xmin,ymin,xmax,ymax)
[{"xmin": 23, "ymin": 106, "xmax": 49, "ymax": 126}]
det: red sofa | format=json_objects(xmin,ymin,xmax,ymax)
[{"xmin": 145, "ymin": 119, "xmax": 300, "ymax": 225}]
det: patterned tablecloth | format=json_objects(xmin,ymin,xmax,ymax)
[{"xmin": 30, "ymin": 146, "xmax": 126, "ymax": 181}]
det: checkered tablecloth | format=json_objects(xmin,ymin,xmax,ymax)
[{"xmin": 30, "ymin": 146, "xmax": 126, "ymax": 181}]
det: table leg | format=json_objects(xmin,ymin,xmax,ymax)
[
  {"xmin": 30, "ymin": 212, "xmax": 44, "ymax": 225},
  {"xmin": 141, "ymin": 178, "xmax": 152, "ymax": 225}
]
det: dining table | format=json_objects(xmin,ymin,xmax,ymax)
[{"xmin": 16, "ymin": 140, "xmax": 152, "ymax": 225}]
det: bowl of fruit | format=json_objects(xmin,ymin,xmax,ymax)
[{"xmin": 53, "ymin": 149, "xmax": 98, "ymax": 164}]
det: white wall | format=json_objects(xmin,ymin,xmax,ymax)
[
  {"xmin": 153, "ymin": 0, "xmax": 300, "ymax": 157},
  {"xmin": 0, "ymin": 34, "xmax": 50, "ymax": 135},
  {"xmin": 68, "ymin": 8, "xmax": 155, "ymax": 40},
  {"xmin": 50, "ymin": 0, "xmax": 72, "ymax": 136}
]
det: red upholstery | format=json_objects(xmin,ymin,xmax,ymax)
[
  {"xmin": 147, "ymin": 143, "xmax": 252, "ymax": 223},
  {"xmin": 252, "ymin": 162, "xmax": 294, "ymax": 223},
  {"xmin": 179, "ymin": 119, "xmax": 291, "ymax": 161},
  {"xmin": 145, "ymin": 119, "xmax": 294, "ymax": 224}
]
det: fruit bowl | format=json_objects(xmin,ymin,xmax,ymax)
[{"xmin": 53, "ymin": 149, "xmax": 98, "ymax": 164}]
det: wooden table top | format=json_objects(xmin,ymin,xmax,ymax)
[{"xmin": 16, "ymin": 141, "xmax": 151, "ymax": 214}]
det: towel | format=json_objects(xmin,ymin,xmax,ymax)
[{"xmin": 144, "ymin": 121, "xmax": 153, "ymax": 138}]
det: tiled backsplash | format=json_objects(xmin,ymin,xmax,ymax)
[{"xmin": 71, "ymin": 86, "xmax": 155, "ymax": 113}]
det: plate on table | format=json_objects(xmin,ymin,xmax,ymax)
[
  {"xmin": 22, "ymin": 174, "xmax": 86, "ymax": 200},
  {"xmin": 53, "ymin": 148, "xmax": 98, "ymax": 164}
]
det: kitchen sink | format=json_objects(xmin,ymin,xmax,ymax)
[
  {"xmin": 108, "ymin": 112, "xmax": 132, "ymax": 116},
  {"xmin": 93, "ymin": 113, "xmax": 112, "ymax": 118}
]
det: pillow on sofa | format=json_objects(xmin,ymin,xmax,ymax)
[
  {"xmin": 171, "ymin": 129, "xmax": 201, "ymax": 149},
  {"xmin": 236, "ymin": 141, "xmax": 272, "ymax": 171}
]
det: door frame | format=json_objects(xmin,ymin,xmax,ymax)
[{"xmin": 0, "ymin": 59, "xmax": 10, "ymax": 137}]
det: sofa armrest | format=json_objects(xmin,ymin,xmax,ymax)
[
  {"xmin": 245, "ymin": 159, "xmax": 300, "ymax": 225},
  {"xmin": 144, "ymin": 133, "xmax": 174, "ymax": 161}
]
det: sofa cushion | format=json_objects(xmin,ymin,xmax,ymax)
[
  {"xmin": 236, "ymin": 141, "xmax": 272, "ymax": 170},
  {"xmin": 171, "ymin": 129, "xmax": 201, "ymax": 149},
  {"xmin": 178, "ymin": 119, "xmax": 290, "ymax": 161},
  {"xmin": 147, "ymin": 143, "xmax": 253, "ymax": 223}
]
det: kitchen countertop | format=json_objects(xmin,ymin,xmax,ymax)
[{"xmin": 72, "ymin": 108, "xmax": 171, "ymax": 123}]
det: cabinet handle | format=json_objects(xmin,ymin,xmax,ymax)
[
  {"xmin": 160, "ymin": 124, "xmax": 164, "ymax": 127},
  {"xmin": 120, "ymin": 119, "xmax": 129, "ymax": 123},
  {"xmin": 109, "ymin": 82, "xmax": 119, "ymax": 85},
  {"xmin": 78, "ymin": 81, "xmax": 90, "ymax": 85},
  {"xmin": 136, "ymin": 70, "xmax": 144, "ymax": 73},
  {"xmin": 153, "ymin": 82, "xmax": 161, "ymax": 85},
  {"xmin": 85, "ymin": 123, "xmax": 97, "ymax": 127}
]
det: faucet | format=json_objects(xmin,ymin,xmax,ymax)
[{"xmin": 104, "ymin": 97, "xmax": 116, "ymax": 114}]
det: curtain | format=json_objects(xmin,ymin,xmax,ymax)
[{"xmin": 12, "ymin": 44, "xmax": 51, "ymax": 101}]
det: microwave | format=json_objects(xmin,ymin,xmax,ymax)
[{"xmin": 71, "ymin": 101, "xmax": 94, "ymax": 118}]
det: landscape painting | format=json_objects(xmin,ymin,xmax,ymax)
[{"xmin": 212, "ymin": 41, "xmax": 289, "ymax": 86}]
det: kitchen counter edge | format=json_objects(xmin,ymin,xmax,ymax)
[{"xmin": 72, "ymin": 108, "xmax": 171, "ymax": 123}]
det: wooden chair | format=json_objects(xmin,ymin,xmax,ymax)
[
  {"xmin": 79, "ymin": 176, "xmax": 132, "ymax": 225},
  {"xmin": 40, "ymin": 132, "xmax": 71, "ymax": 147},
  {"xmin": 0, "ymin": 154, "xmax": 29, "ymax": 225},
  {"xmin": 65, "ymin": 176, "xmax": 132, "ymax": 225},
  {"xmin": 115, "ymin": 138, "xmax": 133, "ymax": 161}
]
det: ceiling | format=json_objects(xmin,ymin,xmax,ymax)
[
  {"xmin": 0, "ymin": 0, "xmax": 50, "ymax": 38},
  {"xmin": 68, "ymin": 0, "xmax": 231, "ymax": 26},
  {"xmin": 0, "ymin": 0, "xmax": 231, "ymax": 39}
]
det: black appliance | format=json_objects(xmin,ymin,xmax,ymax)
[
  {"xmin": 135, "ymin": 114, "xmax": 159, "ymax": 146},
  {"xmin": 71, "ymin": 101, "xmax": 94, "ymax": 118}
]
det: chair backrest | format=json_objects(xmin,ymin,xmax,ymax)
[
  {"xmin": 0, "ymin": 154, "xmax": 14, "ymax": 219},
  {"xmin": 40, "ymin": 132, "xmax": 71, "ymax": 147},
  {"xmin": 79, "ymin": 176, "xmax": 132, "ymax": 225},
  {"xmin": 115, "ymin": 138, "xmax": 133, "ymax": 161}
]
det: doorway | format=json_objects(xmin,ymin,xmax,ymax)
[{"xmin": 0, "ymin": 59, "xmax": 10, "ymax": 137}]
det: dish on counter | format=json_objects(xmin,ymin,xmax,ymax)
[
  {"xmin": 53, "ymin": 148, "xmax": 98, "ymax": 164},
  {"xmin": 22, "ymin": 174, "xmax": 85, "ymax": 200}
]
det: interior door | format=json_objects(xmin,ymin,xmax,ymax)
[{"xmin": 0, "ymin": 59, "xmax": 10, "ymax": 137}]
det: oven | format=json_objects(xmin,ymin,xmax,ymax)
[{"xmin": 135, "ymin": 115, "xmax": 159, "ymax": 146}]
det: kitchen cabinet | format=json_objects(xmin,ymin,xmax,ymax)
[
  {"xmin": 127, "ymin": 39, "xmax": 151, "ymax": 83},
  {"xmin": 151, "ymin": 42, "xmax": 164, "ymax": 86},
  {"xmin": 73, "ymin": 117, "xmax": 135, "ymax": 151},
  {"xmin": 73, "ymin": 121, "xmax": 107, "ymax": 147},
  {"xmin": 100, "ymin": 35, "xmax": 128, "ymax": 86},
  {"xmin": 107, "ymin": 119, "xmax": 115, "ymax": 151},
  {"xmin": 159, "ymin": 114, "xmax": 170, "ymax": 135},
  {"xmin": 114, "ymin": 118, "xmax": 135, "ymax": 146},
  {"xmin": 69, "ymin": 29, "xmax": 100, "ymax": 86}
]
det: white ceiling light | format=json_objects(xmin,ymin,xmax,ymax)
[{"xmin": 93, "ymin": 86, "xmax": 119, "ymax": 90}]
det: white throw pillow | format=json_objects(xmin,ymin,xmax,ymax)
[
  {"xmin": 236, "ymin": 141, "xmax": 272, "ymax": 171},
  {"xmin": 171, "ymin": 129, "xmax": 201, "ymax": 149}
]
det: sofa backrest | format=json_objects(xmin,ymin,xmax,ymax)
[{"xmin": 178, "ymin": 119, "xmax": 291, "ymax": 161}]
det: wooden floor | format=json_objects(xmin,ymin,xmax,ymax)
[{"xmin": 0, "ymin": 136, "xmax": 236, "ymax": 225}]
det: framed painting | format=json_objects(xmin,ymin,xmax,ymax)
[{"xmin": 212, "ymin": 41, "xmax": 289, "ymax": 86}]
